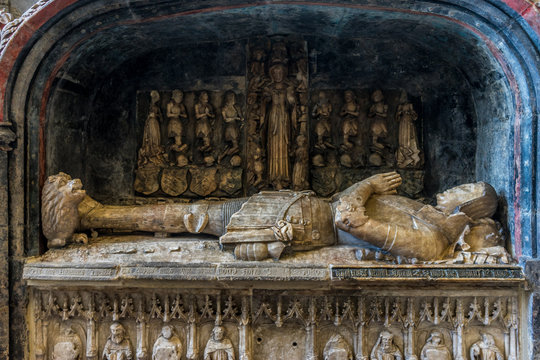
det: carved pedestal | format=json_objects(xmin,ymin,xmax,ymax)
[{"xmin": 23, "ymin": 238, "xmax": 525, "ymax": 360}]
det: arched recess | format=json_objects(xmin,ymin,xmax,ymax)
[{"xmin": 0, "ymin": 0, "xmax": 539, "ymax": 260}]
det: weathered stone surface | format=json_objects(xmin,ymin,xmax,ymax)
[
  {"xmin": 1, "ymin": 1, "xmax": 539, "ymax": 359},
  {"xmin": 533, "ymin": 293, "xmax": 540, "ymax": 360},
  {"xmin": 0, "ymin": 123, "xmax": 15, "ymax": 151},
  {"xmin": 23, "ymin": 236, "xmax": 524, "ymax": 286},
  {"xmin": 0, "ymin": 150, "xmax": 8, "ymax": 360},
  {"xmin": 26, "ymin": 287, "xmax": 521, "ymax": 360}
]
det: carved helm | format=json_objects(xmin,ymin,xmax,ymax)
[{"xmin": 436, "ymin": 182, "xmax": 497, "ymax": 220}]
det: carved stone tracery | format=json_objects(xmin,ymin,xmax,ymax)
[{"xmin": 32, "ymin": 290, "xmax": 518, "ymax": 360}]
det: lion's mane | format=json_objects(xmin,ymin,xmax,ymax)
[{"xmin": 41, "ymin": 172, "xmax": 86, "ymax": 247}]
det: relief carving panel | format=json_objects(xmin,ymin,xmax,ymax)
[
  {"xmin": 30, "ymin": 291, "xmax": 520, "ymax": 360},
  {"xmin": 131, "ymin": 37, "xmax": 426, "ymax": 199},
  {"xmin": 134, "ymin": 90, "xmax": 245, "ymax": 198}
]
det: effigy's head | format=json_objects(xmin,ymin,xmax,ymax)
[{"xmin": 436, "ymin": 182, "xmax": 497, "ymax": 220}]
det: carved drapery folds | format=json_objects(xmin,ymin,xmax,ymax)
[{"xmin": 31, "ymin": 290, "xmax": 518, "ymax": 360}]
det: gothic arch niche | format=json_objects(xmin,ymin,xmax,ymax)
[
  {"xmin": 1, "ymin": 0, "xmax": 539, "ymax": 359},
  {"xmin": 3, "ymin": 1, "xmax": 536, "ymax": 255}
]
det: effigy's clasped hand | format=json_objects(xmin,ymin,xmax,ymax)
[{"xmin": 366, "ymin": 171, "xmax": 402, "ymax": 195}]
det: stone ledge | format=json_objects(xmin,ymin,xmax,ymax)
[
  {"xmin": 331, "ymin": 265, "xmax": 524, "ymax": 280},
  {"xmin": 23, "ymin": 262, "xmax": 524, "ymax": 287},
  {"xmin": 22, "ymin": 237, "xmax": 525, "ymax": 288}
]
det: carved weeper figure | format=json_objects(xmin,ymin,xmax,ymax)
[
  {"xmin": 371, "ymin": 331, "xmax": 402, "ymax": 360},
  {"xmin": 43, "ymin": 172, "xmax": 511, "ymax": 263},
  {"xmin": 312, "ymin": 91, "xmax": 334, "ymax": 150},
  {"xmin": 153, "ymin": 325, "xmax": 183, "ymax": 360},
  {"xmin": 167, "ymin": 90, "xmax": 188, "ymax": 153},
  {"xmin": 292, "ymin": 134, "xmax": 309, "ymax": 190},
  {"xmin": 195, "ymin": 91, "xmax": 215, "ymax": 153},
  {"xmin": 420, "ymin": 331, "xmax": 451, "ymax": 360},
  {"xmin": 324, "ymin": 334, "xmax": 353, "ymax": 360},
  {"xmin": 204, "ymin": 326, "xmax": 235, "ymax": 360},
  {"xmin": 138, "ymin": 90, "xmax": 167, "ymax": 167},
  {"xmin": 470, "ymin": 333, "xmax": 504, "ymax": 360},
  {"xmin": 395, "ymin": 91, "xmax": 420, "ymax": 168},
  {"xmin": 220, "ymin": 91, "xmax": 243, "ymax": 159},
  {"xmin": 103, "ymin": 322, "xmax": 133, "ymax": 360},
  {"xmin": 52, "ymin": 326, "xmax": 82, "ymax": 360},
  {"xmin": 368, "ymin": 89, "xmax": 388, "ymax": 150},
  {"xmin": 340, "ymin": 90, "xmax": 359, "ymax": 151}
]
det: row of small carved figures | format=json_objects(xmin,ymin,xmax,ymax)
[
  {"xmin": 34, "ymin": 293, "xmax": 518, "ymax": 329},
  {"xmin": 143, "ymin": 88, "xmax": 422, "ymax": 170},
  {"xmin": 44, "ymin": 320, "xmax": 508, "ymax": 360},
  {"xmin": 138, "ymin": 90, "xmax": 245, "ymax": 169}
]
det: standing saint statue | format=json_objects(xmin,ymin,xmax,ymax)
[
  {"xmin": 102, "ymin": 322, "xmax": 133, "ymax": 360},
  {"xmin": 195, "ymin": 91, "xmax": 215, "ymax": 153},
  {"xmin": 395, "ymin": 91, "xmax": 421, "ymax": 168},
  {"xmin": 220, "ymin": 91, "xmax": 243, "ymax": 159},
  {"xmin": 152, "ymin": 325, "xmax": 183, "ymax": 360},
  {"xmin": 420, "ymin": 331, "xmax": 451, "ymax": 360},
  {"xmin": 371, "ymin": 331, "xmax": 402, "ymax": 360},
  {"xmin": 204, "ymin": 326, "xmax": 235, "ymax": 360},
  {"xmin": 262, "ymin": 63, "xmax": 296, "ymax": 189},
  {"xmin": 470, "ymin": 334, "xmax": 504, "ymax": 360},
  {"xmin": 167, "ymin": 89, "xmax": 188, "ymax": 153},
  {"xmin": 138, "ymin": 90, "xmax": 167, "ymax": 167}
]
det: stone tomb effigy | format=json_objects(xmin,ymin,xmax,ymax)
[{"xmin": 24, "ymin": 37, "xmax": 523, "ymax": 360}]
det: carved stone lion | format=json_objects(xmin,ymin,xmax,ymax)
[{"xmin": 41, "ymin": 172, "xmax": 87, "ymax": 248}]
